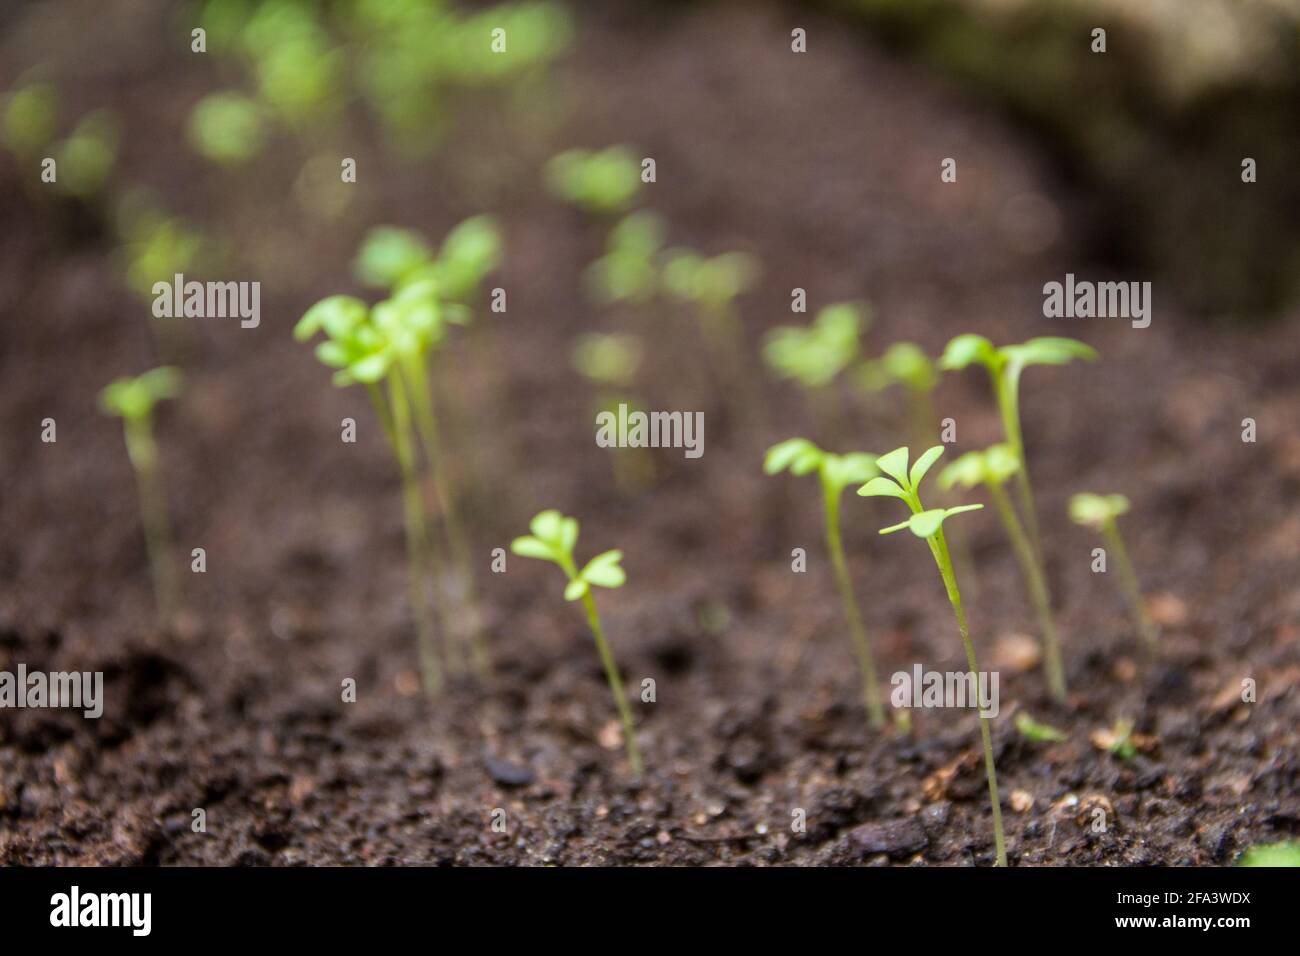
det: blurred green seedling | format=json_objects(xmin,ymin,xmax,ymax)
[
  {"xmin": 187, "ymin": 92, "xmax": 266, "ymax": 166},
  {"xmin": 584, "ymin": 211, "xmax": 664, "ymax": 307},
  {"xmin": 940, "ymin": 335, "xmax": 1097, "ymax": 559},
  {"xmin": 763, "ymin": 302, "xmax": 866, "ymax": 437},
  {"xmin": 295, "ymin": 294, "xmax": 450, "ymax": 692},
  {"xmin": 511, "ymin": 510, "xmax": 641, "ymax": 773},
  {"xmin": 858, "ymin": 341, "xmax": 939, "ymax": 449},
  {"xmin": 1070, "ymin": 492, "xmax": 1156, "ymax": 650},
  {"xmin": 1014, "ymin": 711, "xmax": 1067, "ymax": 743},
  {"xmin": 1, "ymin": 82, "xmax": 57, "ymax": 157},
  {"xmin": 573, "ymin": 333, "xmax": 653, "ymax": 492},
  {"xmin": 545, "ymin": 145, "xmax": 642, "ymax": 215},
  {"xmin": 764, "ymin": 438, "xmax": 890, "ymax": 729},
  {"xmin": 99, "ymin": 367, "xmax": 183, "ymax": 628},
  {"xmin": 860, "ymin": 445, "xmax": 1005, "ymax": 866},
  {"xmin": 941, "ymin": 444, "xmax": 1066, "ymax": 701}
]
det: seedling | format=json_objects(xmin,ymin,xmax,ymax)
[
  {"xmin": 941, "ymin": 444, "xmax": 1066, "ymax": 701},
  {"xmin": 764, "ymin": 438, "xmax": 889, "ymax": 729},
  {"xmin": 573, "ymin": 333, "xmax": 653, "ymax": 492},
  {"xmin": 545, "ymin": 145, "xmax": 642, "ymax": 215},
  {"xmin": 939, "ymin": 335, "xmax": 1097, "ymax": 558},
  {"xmin": 99, "ymin": 367, "xmax": 183, "ymax": 627},
  {"xmin": 857, "ymin": 341, "xmax": 939, "ymax": 449},
  {"xmin": 1014, "ymin": 711, "xmax": 1067, "ymax": 743},
  {"xmin": 1069, "ymin": 492, "xmax": 1156, "ymax": 649},
  {"xmin": 1093, "ymin": 716, "xmax": 1138, "ymax": 761},
  {"xmin": 295, "ymin": 293, "xmax": 448, "ymax": 692},
  {"xmin": 859, "ymin": 445, "xmax": 1006, "ymax": 866},
  {"xmin": 511, "ymin": 510, "xmax": 641, "ymax": 773},
  {"xmin": 584, "ymin": 211, "xmax": 664, "ymax": 308},
  {"xmin": 763, "ymin": 304, "xmax": 865, "ymax": 436}
]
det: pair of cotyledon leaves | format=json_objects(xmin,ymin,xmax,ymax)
[
  {"xmin": 511, "ymin": 509, "xmax": 626, "ymax": 601},
  {"xmin": 354, "ymin": 217, "xmax": 502, "ymax": 303},
  {"xmin": 939, "ymin": 334, "xmax": 1097, "ymax": 388},
  {"xmin": 763, "ymin": 302, "xmax": 867, "ymax": 390},
  {"xmin": 1068, "ymin": 492, "xmax": 1131, "ymax": 529},
  {"xmin": 766, "ymin": 440, "xmax": 983, "ymax": 539},
  {"xmin": 99, "ymin": 366, "xmax": 183, "ymax": 421}
]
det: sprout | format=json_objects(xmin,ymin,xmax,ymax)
[
  {"xmin": 940, "ymin": 334, "xmax": 1097, "ymax": 558},
  {"xmin": 295, "ymin": 294, "xmax": 449, "ymax": 693},
  {"xmin": 859, "ymin": 445, "xmax": 1006, "ymax": 866},
  {"xmin": 354, "ymin": 226, "xmax": 435, "ymax": 291},
  {"xmin": 574, "ymin": 334, "xmax": 653, "ymax": 492},
  {"xmin": 857, "ymin": 341, "xmax": 939, "ymax": 449},
  {"xmin": 1014, "ymin": 712, "xmax": 1067, "ymax": 743},
  {"xmin": 187, "ymin": 92, "xmax": 266, "ymax": 166},
  {"xmin": 99, "ymin": 368, "xmax": 183, "ymax": 627},
  {"xmin": 545, "ymin": 145, "xmax": 642, "ymax": 215},
  {"xmin": 1069, "ymin": 492, "xmax": 1156, "ymax": 649},
  {"xmin": 511, "ymin": 510, "xmax": 641, "ymax": 773},
  {"xmin": 764, "ymin": 438, "xmax": 890, "ymax": 729},
  {"xmin": 940, "ymin": 444, "xmax": 1067, "ymax": 701},
  {"xmin": 584, "ymin": 211, "xmax": 664, "ymax": 307},
  {"xmin": 763, "ymin": 303, "xmax": 866, "ymax": 391}
]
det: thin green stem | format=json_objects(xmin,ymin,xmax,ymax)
[
  {"xmin": 124, "ymin": 417, "xmax": 178, "ymax": 629},
  {"xmin": 988, "ymin": 481, "xmax": 1066, "ymax": 702},
  {"xmin": 1102, "ymin": 519, "xmax": 1157, "ymax": 651},
  {"xmin": 577, "ymin": 585, "xmax": 642, "ymax": 774},
  {"xmin": 823, "ymin": 485, "xmax": 885, "ymax": 729},
  {"xmin": 386, "ymin": 376, "xmax": 445, "ymax": 695},
  {"xmin": 928, "ymin": 527, "xmax": 1007, "ymax": 867},
  {"xmin": 995, "ymin": 371, "xmax": 1043, "ymax": 564}
]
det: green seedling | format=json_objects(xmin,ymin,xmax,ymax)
[
  {"xmin": 1014, "ymin": 711, "xmax": 1067, "ymax": 743},
  {"xmin": 511, "ymin": 510, "xmax": 641, "ymax": 773},
  {"xmin": 763, "ymin": 303, "xmax": 866, "ymax": 438},
  {"xmin": 858, "ymin": 341, "xmax": 939, "ymax": 449},
  {"xmin": 939, "ymin": 335, "xmax": 1097, "ymax": 559},
  {"xmin": 295, "ymin": 294, "xmax": 450, "ymax": 692},
  {"xmin": 545, "ymin": 145, "xmax": 642, "ymax": 215},
  {"xmin": 1237, "ymin": 841, "xmax": 1300, "ymax": 867},
  {"xmin": 764, "ymin": 439, "xmax": 890, "ymax": 729},
  {"xmin": 859, "ymin": 445, "xmax": 1006, "ymax": 866},
  {"xmin": 187, "ymin": 92, "xmax": 266, "ymax": 166},
  {"xmin": 941, "ymin": 444, "xmax": 1066, "ymax": 701},
  {"xmin": 1070, "ymin": 492, "xmax": 1156, "ymax": 649},
  {"xmin": 584, "ymin": 211, "xmax": 664, "ymax": 307},
  {"xmin": 573, "ymin": 333, "xmax": 653, "ymax": 492},
  {"xmin": 1096, "ymin": 716, "xmax": 1138, "ymax": 761},
  {"xmin": 99, "ymin": 367, "xmax": 183, "ymax": 627}
]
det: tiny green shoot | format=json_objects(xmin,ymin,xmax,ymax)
[
  {"xmin": 941, "ymin": 444, "xmax": 1067, "ymax": 701},
  {"xmin": 99, "ymin": 367, "xmax": 183, "ymax": 628},
  {"xmin": 859, "ymin": 445, "xmax": 1006, "ymax": 866},
  {"xmin": 939, "ymin": 335, "xmax": 1097, "ymax": 559},
  {"xmin": 1070, "ymin": 492, "xmax": 1157, "ymax": 649},
  {"xmin": 584, "ymin": 211, "xmax": 664, "ymax": 307},
  {"xmin": 511, "ymin": 510, "xmax": 641, "ymax": 773},
  {"xmin": 762, "ymin": 303, "xmax": 865, "ymax": 438},
  {"xmin": 1096, "ymin": 716, "xmax": 1138, "ymax": 761},
  {"xmin": 545, "ymin": 145, "xmax": 642, "ymax": 215},
  {"xmin": 764, "ymin": 438, "xmax": 889, "ymax": 729},
  {"xmin": 1014, "ymin": 711, "xmax": 1067, "ymax": 743}
]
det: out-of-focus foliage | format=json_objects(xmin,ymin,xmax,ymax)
[
  {"xmin": 2, "ymin": 83, "xmax": 58, "ymax": 155},
  {"xmin": 546, "ymin": 146, "xmax": 643, "ymax": 215},
  {"xmin": 187, "ymin": 92, "xmax": 266, "ymax": 165}
]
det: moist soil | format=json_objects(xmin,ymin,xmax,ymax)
[{"xmin": 1, "ymin": 1, "xmax": 1297, "ymax": 865}]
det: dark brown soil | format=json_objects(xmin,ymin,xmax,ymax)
[{"xmin": 1, "ymin": 1, "xmax": 1296, "ymax": 865}]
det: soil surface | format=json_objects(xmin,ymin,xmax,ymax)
[{"xmin": 1, "ymin": 0, "xmax": 1297, "ymax": 865}]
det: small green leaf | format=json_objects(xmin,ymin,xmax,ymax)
[
  {"xmin": 530, "ymin": 509, "xmax": 564, "ymax": 543},
  {"xmin": 1069, "ymin": 492, "xmax": 1130, "ymax": 528},
  {"xmin": 857, "ymin": 476, "xmax": 906, "ymax": 499},
  {"xmin": 295, "ymin": 295, "xmax": 367, "ymax": 342},
  {"xmin": 908, "ymin": 509, "xmax": 947, "ymax": 538},
  {"xmin": 824, "ymin": 452, "xmax": 877, "ymax": 490},
  {"xmin": 1015, "ymin": 712, "xmax": 1067, "ymax": 743},
  {"xmin": 879, "ymin": 518, "xmax": 913, "ymax": 535},
  {"xmin": 1007, "ymin": 336, "xmax": 1098, "ymax": 368},
  {"xmin": 510, "ymin": 535, "xmax": 553, "ymax": 561},
  {"xmin": 580, "ymin": 550, "xmax": 626, "ymax": 588},
  {"xmin": 763, "ymin": 438, "xmax": 817, "ymax": 476},
  {"xmin": 564, "ymin": 578, "xmax": 590, "ymax": 601},
  {"xmin": 558, "ymin": 516, "xmax": 579, "ymax": 555},
  {"xmin": 909, "ymin": 445, "xmax": 944, "ymax": 489},
  {"xmin": 939, "ymin": 333, "xmax": 996, "ymax": 371},
  {"xmin": 874, "ymin": 447, "xmax": 910, "ymax": 486},
  {"xmin": 1237, "ymin": 841, "xmax": 1300, "ymax": 867}
]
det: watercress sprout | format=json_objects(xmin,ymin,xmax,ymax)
[
  {"xmin": 859, "ymin": 445, "xmax": 1006, "ymax": 866},
  {"xmin": 1069, "ymin": 492, "xmax": 1156, "ymax": 649},
  {"xmin": 939, "ymin": 334, "xmax": 1097, "ymax": 558},
  {"xmin": 940, "ymin": 444, "xmax": 1067, "ymax": 701},
  {"xmin": 584, "ymin": 211, "xmax": 664, "ymax": 307},
  {"xmin": 511, "ymin": 511, "xmax": 642, "ymax": 773},
  {"xmin": 99, "ymin": 367, "xmax": 183, "ymax": 627},
  {"xmin": 857, "ymin": 341, "xmax": 939, "ymax": 449},
  {"xmin": 763, "ymin": 303, "xmax": 865, "ymax": 391},
  {"xmin": 764, "ymin": 438, "xmax": 889, "ymax": 729},
  {"xmin": 545, "ymin": 145, "xmax": 642, "ymax": 215}
]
